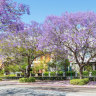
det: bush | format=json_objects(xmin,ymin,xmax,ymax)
[
  {"xmin": 44, "ymin": 71, "xmax": 64, "ymax": 77},
  {"xmin": 19, "ymin": 77, "xmax": 35, "ymax": 83},
  {"xmin": 0, "ymin": 70, "xmax": 4, "ymax": 75},
  {"xmin": 83, "ymin": 78, "xmax": 89, "ymax": 83},
  {"xmin": 57, "ymin": 71, "xmax": 63, "ymax": 76},
  {"xmin": 66, "ymin": 71, "xmax": 75, "ymax": 76},
  {"xmin": 19, "ymin": 78, "xmax": 28, "ymax": 82},
  {"xmin": 83, "ymin": 71, "xmax": 89, "ymax": 76},
  {"xmin": 21, "ymin": 73, "xmax": 24, "ymax": 76},
  {"xmin": 5, "ymin": 74, "xmax": 16, "ymax": 77},
  {"xmin": 27, "ymin": 77, "xmax": 35, "ymax": 82},
  {"xmin": 31, "ymin": 73, "xmax": 35, "ymax": 76},
  {"xmin": 0, "ymin": 75, "xmax": 4, "ymax": 77},
  {"xmin": 70, "ymin": 78, "xmax": 89, "ymax": 85},
  {"xmin": 92, "ymin": 70, "xmax": 96, "ymax": 76},
  {"xmin": 50, "ymin": 72, "xmax": 56, "ymax": 76},
  {"xmin": 0, "ymin": 78, "xmax": 2, "ymax": 81},
  {"xmin": 34, "ymin": 76, "xmax": 66, "ymax": 80},
  {"xmin": 30, "ymin": 71, "xmax": 35, "ymax": 76},
  {"xmin": 44, "ymin": 72, "xmax": 49, "ymax": 76},
  {"xmin": 78, "ymin": 71, "xmax": 96, "ymax": 77}
]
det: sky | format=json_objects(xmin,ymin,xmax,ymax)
[{"xmin": 14, "ymin": 0, "xmax": 96, "ymax": 24}]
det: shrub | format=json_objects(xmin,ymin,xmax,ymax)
[
  {"xmin": 78, "ymin": 71, "xmax": 89, "ymax": 77},
  {"xmin": 0, "ymin": 78, "xmax": 2, "ymax": 81},
  {"xmin": 83, "ymin": 78, "xmax": 89, "ymax": 83},
  {"xmin": 19, "ymin": 78, "xmax": 28, "ymax": 83},
  {"xmin": 83, "ymin": 71, "xmax": 89, "ymax": 76},
  {"xmin": 50, "ymin": 72, "xmax": 56, "ymax": 76},
  {"xmin": 0, "ymin": 70, "xmax": 4, "ymax": 75},
  {"xmin": 84, "ymin": 65, "xmax": 92, "ymax": 72},
  {"xmin": 27, "ymin": 77, "xmax": 35, "ymax": 82},
  {"xmin": 5, "ymin": 74, "xmax": 16, "ymax": 77},
  {"xmin": 44, "ymin": 72, "xmax": 49, "ymax": 76},
  {"xmin": 30, "ymin": 71, "xmax": 35, "ymax": 76},
  {"xmin": 0, "ymin": 75, "xmax": 4, "ymax": 77},
  {"xmin": 19, "ymin": 77, "xmax": 35, "ymax": 83},
  {"xmin": 92, "ymin": 70, "xmax": 96, "ymax": 76},
  {"xmin": 34, "ymin": 77, "xmax": 66, "ymax": 80},
  {"xmin": 66, "ymin": 71, "xmax": 75, "ymax": 76},
  {"xmin": 57, "ymin": 71, "xmax": 63, "ymax": 76},
  {"xmin": 70, "ymin": 78, "xmax": 89, "ymax": 85},
  {"xmin": 31, "ymin": 73, "xmax": 35, "ymax": 76},
  {"xmin": 21, "ymin": 73, "xmax": 24, "ymax": 76}
]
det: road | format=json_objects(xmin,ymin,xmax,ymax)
[{"xmin": 0, "ymin": 80, "xmax": 96, "ymax": 96}]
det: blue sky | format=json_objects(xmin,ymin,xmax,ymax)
[{"xmin": 14, "ymin": 0, "xmax": 96, "ymax": 24}]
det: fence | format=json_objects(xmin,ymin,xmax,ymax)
[{"xmin": 0, "ymin": 72, "xmax": 96, "ymax": 80}]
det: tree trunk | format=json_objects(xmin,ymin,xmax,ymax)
[
  {"xmin": 64, "ymin": 63, "xmax": 67, "ymax": 76},
  {"xmin": 80, "ymin": 67, "xmax": 83, "ymax": 79},
  {"xmin": 27, "ymin": 55, "xmax": 31, "ymax": 77}
]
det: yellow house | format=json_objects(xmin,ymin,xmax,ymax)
[{"xmin": 33, "ymin": 54, "xmax": 53, "ymax": 73}]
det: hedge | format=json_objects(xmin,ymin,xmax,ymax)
[
  {"xmin": 0, "ymin": 78, "xmax": 2, "ymax": 81},
  {"xmin": 28, "ymin": 77, "xmax": 35, "ymax": 82},
  {"xmin": 57, "ymin": 71, "xmax": 63, "ymax": 76},
  {"xmin": 70, "ymin": 78, "xmax": 89, "ymax": 85},
  {"xmin": 83, "ymin": 71, "xmax": 89, "ymax": 76},
  {"xmin": 19, "ymin": 78, "xmax": 28, "ymax": 82},
  {"xmin": 66, "ymin": 71, "xmax": 75, "ymax": 76},
  {"xmin": 0, "ymin": 74, "xmax": 17, "ymax": 77},
  {"xmin": 43, "ymin": 72, "xmax": 49, "ymax": 76},
  {"xmin": 44, "ymin": 71, "xmax": 63, "ymax": 77},
  {"xmin": 43, "ymin": 71, "xmax": 75, "ymax": 77},
  {"xmin": 4, "ymin": 74, "xmax": 17, "ymax": 77},
  {"xmin": 78, "ymin": 71, "xmax": 96, "ymax": 77},
  {"xmin": 92, "ymin": 70, "xmax": 96, "ymax": 76},
  {"xmin": 34, "ymin": 76, "xmax": 66, "ymax": 80},
  {"xmin": 50, "ymin": 72, "xmax": 56, "ymax": 76},
  {"xmin": 19, "ymin": 77, "xmax": 35, "ymax": 82}
]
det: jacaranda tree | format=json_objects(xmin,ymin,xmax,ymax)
[
  {"xmin": 14, "ymin": 21, "xmax": 43, "ymax": 77},
  {"xmin": 0, "ymin": 0, "xmax": 29, "ymax": 32},
  {"xmin": 0, "ymin": 0, "xmax": 29, "ymax": 76},
  {"xmin": 0, "ymin": 0, "xmax": 30, "ymax": 58},
  {"xmin": 39, "ymin": 12, "xmax": 96, "ymax": 79},
  {"xmin": 1, "ymin": 21, "xmax": 47, "ymax": 77}
]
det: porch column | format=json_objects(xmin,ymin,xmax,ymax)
[
  {"xmin": 49, "ymin": 72, "xmax": 50, "ymax": 77},
  {"xmin": 75, "ymin": 72, "xmax": 78, "ymax": 77},
  {"xmin": 93, "ymin": 65, "xmax": 95, "ymax": 71},
  {"xmin": 42, "ymin": 73, "xmax": 44, "ymax": 77},
  {"xmin": 63, "ymin": 72, "xmax": 65, "ymax": 77},
  {"xmin": 83, "ymin": 67, "xmax": 84, "ymax": 71}
]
